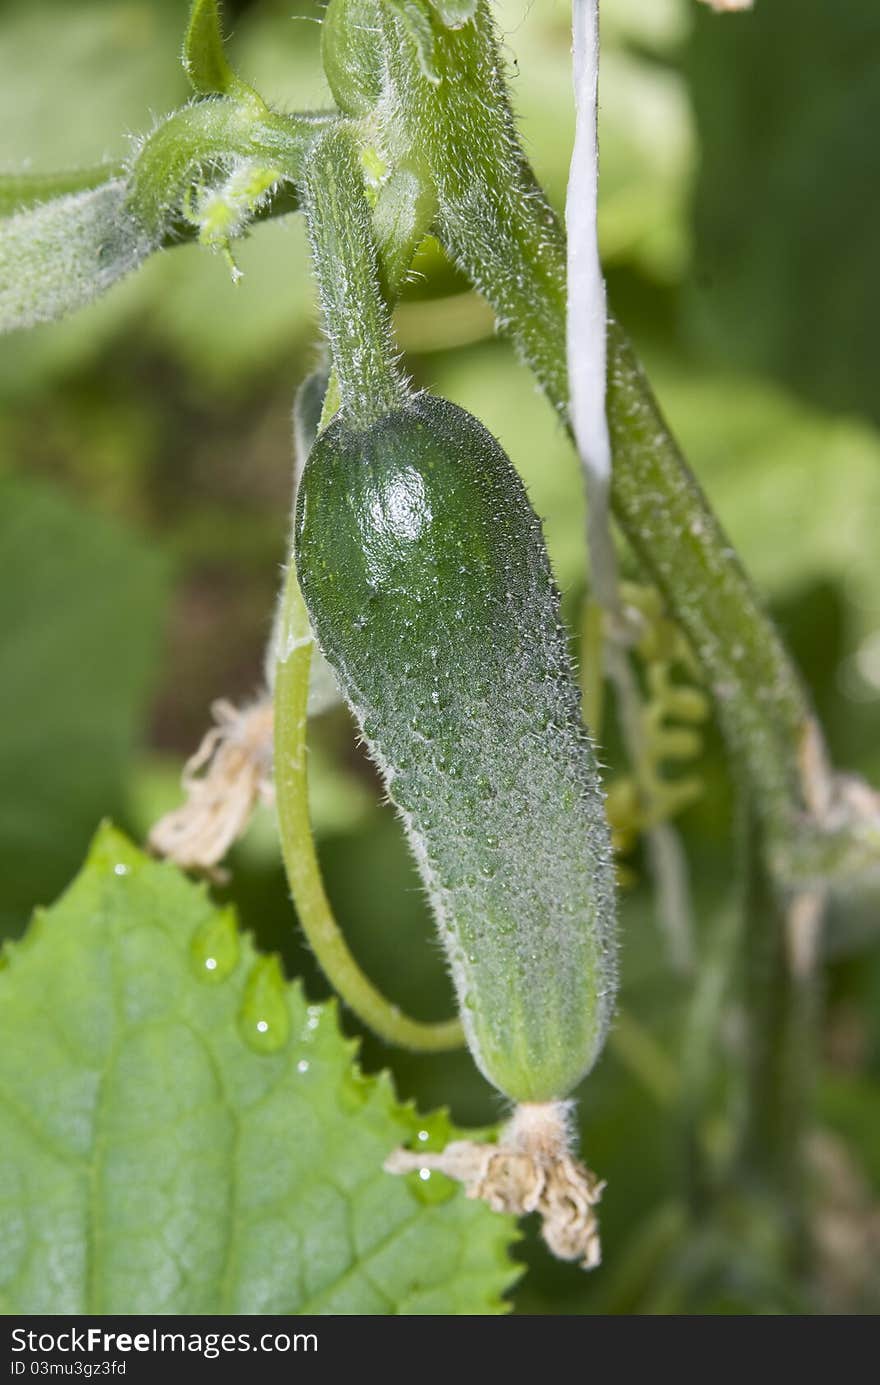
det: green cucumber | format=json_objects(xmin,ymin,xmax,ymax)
[{"xmin": 295, "ymin": 393, "xmax": 616, "ymax": 1102}]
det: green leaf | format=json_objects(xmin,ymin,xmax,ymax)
[
  {"xmin": 182, "ymin": 0, "xmax": 248, "ymax": 99},
  {"xmin": 0, "ymin": 826, "xmax": 518, "ymax": 1314},
  {"xmin": 0, "ymin": 180, "xmax": 155, "ymax": 333},
  {"xmin": 0, "ymin": 474, "xmax": 168, "ymax": 938}
]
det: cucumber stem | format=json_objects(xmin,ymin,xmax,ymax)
[
  {"xmin": 302, "ymin": 124, "xmax": 407, "ymax": 428},
  {"xmin": 273, "ymin": 556, "xmax": 465, "ymax": 1053}
]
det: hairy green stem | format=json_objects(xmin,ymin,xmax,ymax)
[
  {"xmin": 302, "ymin": 125, "xmax": 407, "ymax": 427},
  {"xmin": 273, "ymin": 558, "xmax": 464, "ymax": 1052}
]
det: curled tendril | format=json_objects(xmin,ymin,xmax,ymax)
[{"xmin": 584, "ymin": 583, "xmax": 711, "ymax": 884}]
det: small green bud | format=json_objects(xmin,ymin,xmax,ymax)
[{"xmin": 184, "ymin": 159, "xmax": 280, "ymax": 280}]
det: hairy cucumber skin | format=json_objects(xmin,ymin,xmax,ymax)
[{"xmin": 296, "ymin": 396, "xmax": 616, "ymax": 1101}]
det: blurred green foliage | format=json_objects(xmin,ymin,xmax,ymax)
[
  {"xmin": 1, "ymin": 0, "xmax": 878, "ymax": 1313},
  {"xmin": 0, "ymin": 472, "xmax": 168, "ymax": 935},
  {"xmin": 688, "ymin": 0, "xmax": 880, "ymax": 427}
]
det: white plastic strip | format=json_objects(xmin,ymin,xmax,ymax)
[{"xmin": 566, "ymin": 0, "xmax": 618, "ymax": 613}]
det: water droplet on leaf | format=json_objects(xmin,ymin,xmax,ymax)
[
  {"xmin": 190, "ymin": 910, "xmax": 240, "ymax": 984},
  {"xmin": 409, "ymin": 1165, "xmax": 455, "ymax": 1206},
  {"xmin": 237, "ymin": 955, "xmax": 289, "ymax": 1053}
]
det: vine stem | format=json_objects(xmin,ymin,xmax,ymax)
[{"xmin": 273, "ymin": 558, "xmax": 464, "ymax": 1052}]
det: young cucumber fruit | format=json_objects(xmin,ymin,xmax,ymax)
[{"xmin": 295, "ymin": 395, "xmax": 616, "ymax": 1102}]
